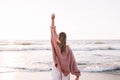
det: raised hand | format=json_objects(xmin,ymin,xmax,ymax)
[
  {"xmin": 51, "ymin": 13, "xmax": 55, "ymax": 20},
  {"xmin": 51, "ymin": 13, "xmax": 55, "ymax": 26}
]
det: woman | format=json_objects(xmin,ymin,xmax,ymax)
[{"xmin": 50, "ymin": 13, "xmax": 81, "ymax": 80}]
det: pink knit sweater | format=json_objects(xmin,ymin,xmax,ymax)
[{"xmin": 50, "ymin": 25, "xmax": 80, "ymax": 80}]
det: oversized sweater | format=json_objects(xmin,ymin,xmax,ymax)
[{"xmin": 50, "ymin": 25, "xmax": 80, "ymax": 80}]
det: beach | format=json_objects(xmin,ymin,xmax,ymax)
[
  {"xmin": 0, "ymin": 40, "xmax": 120, "ymax": 80},
  {"xmin": 0, "ymin": 71, "xmax": 120, "ymax": 80}
]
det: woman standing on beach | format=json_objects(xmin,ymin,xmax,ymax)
[{"xmin": 50, "ymin": 13, "xmax": 81, "ymax": 80}]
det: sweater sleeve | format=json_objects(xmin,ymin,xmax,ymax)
[
  {"xmin": 50, "ymin": 25, "xmax": 62, "ymax": 66},
  {"xmin": 69, "ymin": 47, "xmax": 81, "ymax": 77},
  {"xmin": 50, "ymin": 26, "xmax": 63, "ymax": 79},
  {"xmin": 51, "ymin": 43, "xmax": 57, "ymax": 67},
  {"xmin": 50, "ymin": 26, "xmax": 57, "ymax": 44}
]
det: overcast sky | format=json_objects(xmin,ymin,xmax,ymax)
[{"xmin": 0, "ymin": 0, "xmax": 120, "ymax": 40}]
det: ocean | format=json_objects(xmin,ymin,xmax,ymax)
[{"xmin": 0, "ymin": 40, "xmax": 120, "ymax": 73}]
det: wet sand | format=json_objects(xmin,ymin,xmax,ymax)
[{"xmin": 0, "ymin": 71, "xmax": 120, "ymax": 80}]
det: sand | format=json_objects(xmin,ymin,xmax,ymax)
[{"xmin": 0, "ymin": 71, "xmax": 120, "ymax": 80}]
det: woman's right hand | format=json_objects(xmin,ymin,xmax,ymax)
[
  {"xmin": 51, "ymin": 13, "xmax": 55, "ymax": 20},
  {"xmin": 51, "ymin": 13, "xmax": 55, "ymax": 26}
]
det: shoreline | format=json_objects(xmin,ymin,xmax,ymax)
[{"xmin": 0, "ymin": 71, "xmax": 120, "ymax": 80}]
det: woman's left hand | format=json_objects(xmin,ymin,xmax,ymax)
[{"xmin": 75, "ymin": 76, "xmax": 79, "ymax": 80}]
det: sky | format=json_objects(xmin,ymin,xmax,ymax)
[{"xmin": 0, "ymin": 0, "xmax": 120, "ymax": 40}]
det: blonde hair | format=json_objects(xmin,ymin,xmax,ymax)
[{"xmin": 59, "ymin": 32, "xmax": 67, "ymax": 53}]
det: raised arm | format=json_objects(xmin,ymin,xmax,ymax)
[
  {"xmin": 50, "ymin": 13, "xmax": 62, "ymax": 59},
  {"xmin": 50, "ymin": 14, "xmax": 62, "ymax": 70},
  {"xmin": 50, "ymin": 13, "xmax": 57, "ymax": 42}
]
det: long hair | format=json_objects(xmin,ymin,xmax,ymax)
[{"xmin": 59, "ymin": 32, "xmax": 67, "ymax": 53}]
